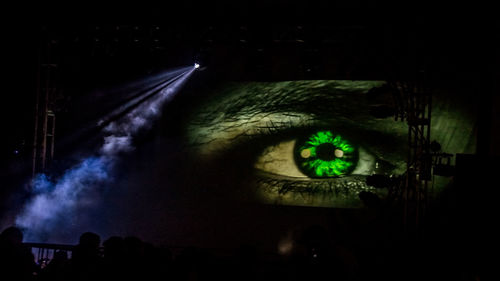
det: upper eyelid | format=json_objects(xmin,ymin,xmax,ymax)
[
  {"xmin": 187, "ymin": 112, "xmax": 318, "ymax": 146},
  {"xmin": 188, "ymin": 110, "xmax": 406, "ymax": 174},
  {"xmin": 254, "ymin": 126, "xmax": 404, "ymax": 175},
  {"xmin": 190, "ymin": 116, "xmax": 398, "ymax": 160}
]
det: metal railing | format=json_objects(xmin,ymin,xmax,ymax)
[{"xmin": 24, "ymin": 242, "xmax": 74, "ymax": 266}]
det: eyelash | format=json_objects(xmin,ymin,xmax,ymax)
[
  {"xmin": 255, "ymin": 174, "xmax": 375, "ymax": 197},
  {"xmin": 255, "ymin": 121, "xmax": 397, "ymax": 167},
  {"xmin": 248, "ymin": 124, "xmax": 400, "ymax": 201},
  {"xmin": 187, "ymin": 115, "xmax": 400, "ymax": 203}
]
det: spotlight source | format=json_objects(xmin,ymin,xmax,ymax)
[{"xmin": 194, "ymin": 63, "xmax": 200, "ymax": 69}]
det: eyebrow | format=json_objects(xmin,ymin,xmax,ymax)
[{"xmin": 189, "ymin": 80, "xmax": 386, "ymax": 126}]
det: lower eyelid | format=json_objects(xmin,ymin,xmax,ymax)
[
  {"xmin": 254, "ymin": 171, "xmax": 374, "ymax": 192},
  {"xmin": 253, "ymin": 173, "xmax": 388, "ymax": 208}
]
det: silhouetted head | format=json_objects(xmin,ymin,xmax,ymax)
[
  {"xmin": 124, "ymin": 236, "xmax": 144, "ymax": 257},
  {"xmin": 0, "ymin": 226, "xmax": 23, "ymax": 245},
  {"xmin": 103, "ymin": 236, "xmax": 125, "ymax": 257},
  {"xmin": 78, "ymin": 232, "xmax": 101, "ymax": 249}
]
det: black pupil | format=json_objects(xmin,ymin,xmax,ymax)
[{"xmin": 316, "ymin": 143, "xmax": 336, "ymax": 161}]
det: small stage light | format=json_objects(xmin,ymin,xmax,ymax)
[{"xmin": 194, "ymin": 63, "xmax": 200, "ymax": 69}]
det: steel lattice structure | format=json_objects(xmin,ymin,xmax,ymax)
[
  {"xmin": 389, "ymin": 71, "xmax": 432, "ymax": 230},
  {"xmin": 32, "ymin": 31, "xmax": 58, "ymax": 176}
]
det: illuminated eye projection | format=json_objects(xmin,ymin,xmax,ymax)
[
  {"xmin": 185, "ymin": 80, "xmax": 411, "ymax": 208},
  {"xmin": 295, "ymin": 131, "xmax": 357, "ymax": 178},
  {"xmin": 252, "ymin": 129, "xmax": 382, "ymax": 208},
  {"xmin": 254, "ymin": 130, "xmax": 376, "ymax": 179}
]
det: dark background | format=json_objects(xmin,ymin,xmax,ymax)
[{"xmin": 0, "ymin": 4, "xmax": 497, "ymax": 279}]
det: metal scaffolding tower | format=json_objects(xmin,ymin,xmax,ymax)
[
  {"xmin": 391, "ymin": 70, "xmax": 432, "ymax": 230},
  {"xmin": 32, "ymin": 31, "xmax": 58, "ymax": 176}
]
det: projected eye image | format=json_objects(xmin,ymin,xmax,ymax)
[
  {"xmin": 185, "ymin": 80, "xmax": 409, "ymax": 208},
  {"xmin": 293, "ymin": 130, "xmax": 358, "ymax": 178}
]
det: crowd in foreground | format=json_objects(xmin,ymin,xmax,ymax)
[
  {"xmin": 0, "ymin": 225, "xmax": 366, "ymax": 281},
  {"xmin": 0, "ymin": 223, "xmax": 483, "ymax": 281}
]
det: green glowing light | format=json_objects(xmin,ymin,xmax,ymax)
[{"xmin": 295, "ymin": 130, "xmax": 357, "ymax": 178}]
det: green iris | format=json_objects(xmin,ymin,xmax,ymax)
[{"xmin": 295, "ymin": 130, "xmax": 357, "ymax": 178}]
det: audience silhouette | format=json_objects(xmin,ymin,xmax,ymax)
[
  {"xmin": 0, "ymin": 226, "xmax": 38, "ymax": 281},
  {"xmin": 70, "ymin": 232, "xmax": 103, "ymax": 281},
  {"xmin": 0, "ymin": 221, "xmax": 482, "ymax": 281}
]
